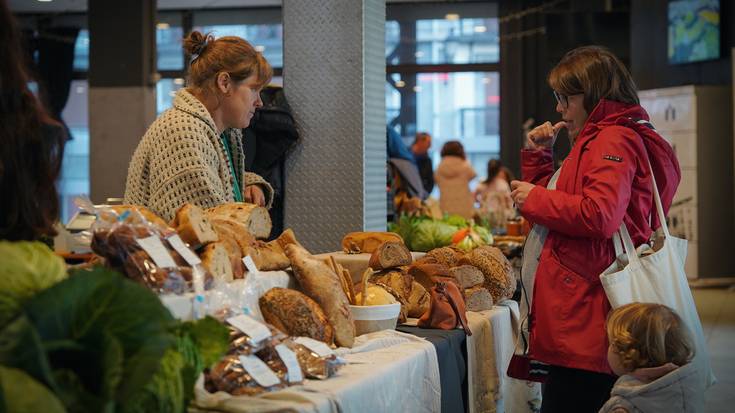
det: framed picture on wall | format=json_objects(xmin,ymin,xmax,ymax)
[{"xmin": 668, "ymin": 0, "xmax": 720, "ymax": 64}]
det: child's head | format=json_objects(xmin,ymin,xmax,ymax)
[{"xmin": 606, "ymin": 303, "xmax": 694, "ymax": 376}]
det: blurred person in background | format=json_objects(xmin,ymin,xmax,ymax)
[
  {"xmin": 435, "ymin": 140, "xmax": 476, "ymax": 219},
  {"xmin": 411, "ymin": 131, "xmax": 434, "ymax": 194}
]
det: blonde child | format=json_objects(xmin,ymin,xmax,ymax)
[{"xmin": 600, "ymin": 303, "xmax": 704, "ymax": 413}]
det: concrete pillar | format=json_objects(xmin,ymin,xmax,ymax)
[
  {"xmin": 88, "ymin": 0, "xmax": 157, "ymax": 203},
  {"xmin": 283, "ymin": 0, "xmax": 386, "ymax": 253}
]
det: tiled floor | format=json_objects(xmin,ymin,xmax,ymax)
[{"xmin": 692, "ymin": 286, "xmax": 735, "ymax": 413}]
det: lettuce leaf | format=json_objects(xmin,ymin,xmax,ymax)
[{"xmin": 0, "ymin": 365, "xmax": 66, "ymax": 413}]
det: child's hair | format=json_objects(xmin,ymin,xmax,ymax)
[{"xmin": 607, "ymin": 302, "xmax": 694, "ymax": 370}]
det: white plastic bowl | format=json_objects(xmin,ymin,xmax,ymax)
[{"xmin": 349, "ymin": 303, "xmax": 401, "ymax": 336}]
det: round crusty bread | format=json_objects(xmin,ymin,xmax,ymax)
[
  {"xmin": 449, "ymin": 265, "xmax": 485, "ymax": 289},
  {"xmin": 459, "ymin": 246, "xmax": 515, "ymax": 303},
  {"xmin": 464, "ymin": 286, "xmax": 494, "ymax": 312},
  {"xmin": 259, "ymin": 287, "xmax": 335, "ymax": 345},
  {"xmin": 426, "ymin": 246, "xmax": 465, "ymax": 267}
]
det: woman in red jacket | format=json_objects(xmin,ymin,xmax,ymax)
[{"xmin": 510, "ymin": 46, "xmax": 680, "ymax": 412}]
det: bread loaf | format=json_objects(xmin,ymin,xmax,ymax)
[
  {"xmin": 285, "ymin": 243, "xmax": 355, "ymax": 347},
  {"xmin": 459, "ymin": 246, "xmax": 515, "ymax": 303},
  {"xmin": 464, "ymin": 286, "xmax": 494, "ymax": 312},
  {"xmin": 206, "ymin": 203, "xmax": 272, "ymax": 239},
  {"xmin": 209, "ymin": 218, "xmax": 256, "ymax": 253},
  {"xmin": 426, "ymin": 246, "xmax": 465, "ymax": 267},
  {"xmin": 109, "ymin": 205, "xmax": 172, "ymax": 230},
  {"xmin": 449, "ymin": 265, "xmax": 485, "ymax": 289},
  {"xmin": 200, "ymin": 242, "xmax": 234, "ymax": 282},
  {"xmin": 259, "ymin": 288, "xmax": 335, "ymax": 345},
  {"xmin": 368, "ymin": 241, "xmax": 412, "ymax": 270},
  {"xmin": 242, "ymin": 230, "xmax": 300, "ymax": 271},
  {"xmin": 372, "ymin": 269, "xmax": 413, "ymax": 300},
  {"xmin": 170, "ymin": 203, "xmax": 218, "ymax": 249},
  {"xmin": 407, "ymin": 281, "xmax": 430, "ymax": 318},
  {"xmin": 341, "ymin": 232, "xmax": 404, "ymax": 254}
]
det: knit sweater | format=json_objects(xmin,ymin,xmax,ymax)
[{"xmin": 124, "ymin": 89, "xmax": 273, "ymax": 221}]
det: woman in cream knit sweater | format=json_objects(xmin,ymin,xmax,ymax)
[{"xmin": 125, "ymin": 31, "xmax": 274, "ymax": 221}]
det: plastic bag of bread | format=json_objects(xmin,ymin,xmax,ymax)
[
  {"xmin": 204, "ymin": 354, "xmax": 287, "ymax": 396},
  {"xmin": 281, "ymin": 337, "xmax": 345, "ymax": 380},
  {"xmin": 88, "ymin": 204, "xmax": 211, "ymax": 294}
]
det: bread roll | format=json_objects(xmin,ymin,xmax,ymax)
[
  {"xmin": 449, "ymin": 265, "xmax": 485, "ymax": 289},
  {"xmin": 170, "ymin": 203, "xmax": 218, "ymax": 249},
  {"xmin": 459, "ymin": 246, "xmax": 515, "ymax": 303},
  {"xmin": 464, "ymin": 286, "xmax": 494, "ymax": 312},
  {"xmin": 200, "ymin": 242, "xmax": 234, "ymax": 282},
  {"xmin": 285, "ymin": 243, "xmax": 355, "ymax": 348},
  {"xmin": 259, "ymin": 288, "xmax": 335, "ymax": 345},
  {"xmin": 206, "ymin": 203, "xmax": 272, "ymax": 239},
  {"xmin": 341, "ymin": 232, "xmax": 404, "ymax": 254},
  {"xmin": 368, "ymin": 241, "xmax": 412, "ymax": 270}
]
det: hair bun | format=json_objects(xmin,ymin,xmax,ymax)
[{"xmin": 183, "ymin": 31, "xmax": 214, "ymax": 57}]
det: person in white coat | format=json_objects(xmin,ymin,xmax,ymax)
[{"xmin": 600, "ymin": 303, "xmax": 704, "ymax": 413}]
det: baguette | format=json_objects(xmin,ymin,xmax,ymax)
[{"xmin": 285, "ymin": 243, "xmax": 355, "ymax": 347}]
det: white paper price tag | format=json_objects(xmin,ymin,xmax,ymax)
[
  {"xmin": 167, "ymin": 234, "xmax": 202, "ymax": 266},
  {"xmin": 136, "ymin": 236, "xmax": 177, "ymax": 268},
  {"xmin": 275, "ymin": 344, "xmax": 303, "ymax": 383},
  {"xmin": 242, "ymin": 255, "xmax": 260, "ymax": 275},
  {"xmin": 239, "ymin": 355, "xmax": 281, "ymax": 387},
  {"xmin": 227, "ymin": 314, "xmax": 271, "ymax": 344},
  {"xmin": 294, "ymin": 337, "xmax": 334, "ymax": 358}
]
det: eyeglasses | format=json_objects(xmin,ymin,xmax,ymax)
[{"xmin": 553, "ymin": 90, "xmax": 569, "ymax": 108}]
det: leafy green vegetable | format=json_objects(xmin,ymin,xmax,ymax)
[
  {"xmin": 410, "ymin": 220, "xmax": 459, "ymax": 252},
  {"xmin": 443, "ymin": 214, "xmax": 469, "ymax": 228},
  {"xmin": 0, "ymin": 365, "xmax": 66, "ymax": 413},
  {"xmin": 0, "ymin": 241, "xmax": 66, "ymax": 326},
  {"xmin": 0, "ymin": 267, "xmax": 175, "ymax": 413}
]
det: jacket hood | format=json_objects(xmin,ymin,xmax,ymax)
[
  {"xmin": 580, "ymin": 99, "xmax": 682, "ymax": 227},
  {"xmin": 436, "ymin": 156, "xmax": 468, "ymax": 179},
  {"xmin": 609, "ymin": 362, "xmax": 704, "ymax": 412}
]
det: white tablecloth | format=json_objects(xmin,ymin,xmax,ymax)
[{"xmin": 192, "ymin": 330, "xmax": 441, "ymax": 413}]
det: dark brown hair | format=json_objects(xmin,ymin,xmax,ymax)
[
  {"xmin": 548, "ymin": 45, "xmax": 639, "ymax": 114},
  {"xmin": 484, "ymin": 159, "xmax": 503, "ymax": 184},
  {"xmin": 184, "ymin": 31, "xmax": 272, "ymax": 97},
  {"xmin": 440, "ymin": 140, "xmax": 465, "ymax": 160},
  {"xmin": 0, "ymin": 0, "xmax": 65, "ymax": 241}
]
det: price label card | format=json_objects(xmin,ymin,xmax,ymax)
[
  {"xmin": 275, "ymin": 344, "xmax": 303, "ymax": 383},
  {"xmin": 242, "ymin": 255, "xmax": 260, "ymax": 275},
  {"xmin": 239, "ymin": 355, "xmax": 280, "ymax": 387},
  {"xmin": 294, "ymin": 337, "xmax": 334, "ymax": 358},
  {"xmin": 227, "ymin": 314, "xmax": 271, "ymax": 344},
  {"xmin": 136, "ymin": 236, "xmax": 177, "ymax": 268},
  {"xmin": 167, "ymin": 234, "xmax": 201, "ymax": 266}
]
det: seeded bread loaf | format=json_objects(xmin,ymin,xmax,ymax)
[
  {"xmin": 259, "ymin": 287, "xmax": 335, "ymax": 345},
  {"xmin": 459, "ymin": 246, "xmax": 515, "ymax": 303}
]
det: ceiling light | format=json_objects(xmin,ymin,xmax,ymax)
[
  {"xmin": 156, "ymin": 23, "xmax": 170, "ymax": 30},
  {"xmin": 474, "ymin": 26, "xmax": 487, "ymax": 33},
  {"xmin": 395, "ymin": 80, "xmax": 406, "ymax": 88},
  {"xmin": 37, "ymin": 0, "xmax": 53, "ymax": 3},
  {"xmin": 445, "ymin": 13, "xmax": 460, "ymax": 21}
]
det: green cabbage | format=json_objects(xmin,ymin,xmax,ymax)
[
  {"xmin": 410, "ymin": 220, "xmax": 459, "ymax": 252},
  {"xmin": 0, "ymin": 365, "xmax": 66, "ymax": 413},
  {"xmin": 0, "ymin": 241, "xmax": 67, "ymax": 327},
  {"xmin": 443, "ymin": 214, "xmax": 469, "ymax": 228}
]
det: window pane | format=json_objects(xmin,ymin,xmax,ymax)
[
  {"xmin": 73, "ymin": 29, "xmax": 89, "ymax": 71},
  {"xmin": 157, "ymin": 26, "xmax": 184, "ymax": 70},
  {"xmin": 386, "ymin": 17, "xmax": 498, "ymax": 65},
  {"xmin": 195, "ymin": 24, "xmax": 283, "ymax": 68},
  {"xmin": 156, "ymin": 78, "xmax": 185, "ymax": 115},
  {"xmin": 60, "ymin": 80, "xmax": 90, "ymax": 223},
  {"xmin": 387, "ymin": 71, "xmax": 499, "ymax": 193}
]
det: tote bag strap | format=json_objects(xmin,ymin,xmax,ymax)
[{"xmin": 613, "ymin": 157, "xmax": 672, "ymax": 260}]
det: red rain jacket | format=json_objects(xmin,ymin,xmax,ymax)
[{"xmin": 520, "ymin": 99, "xmax": 681, "ymax": 373}]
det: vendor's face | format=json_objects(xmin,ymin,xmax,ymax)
[
  {"xmin": 555, "ymin": 92, "xmax": 588, "ymax": 143},
  {"xmin": 222, "ymin": 74, "xmax": 263, "ymax": 129}
]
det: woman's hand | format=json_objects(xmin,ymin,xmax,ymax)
[
  {"xmin": 510, "ymin": 180, "xmax": 535, "ymax": 210},
  {"xmin": 244, "ymin": 184, "xmax": 266, "ymax": 206},
  {"xmin": 526, "ymin": 121, "xmax": 566, "ymax": 150}
]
